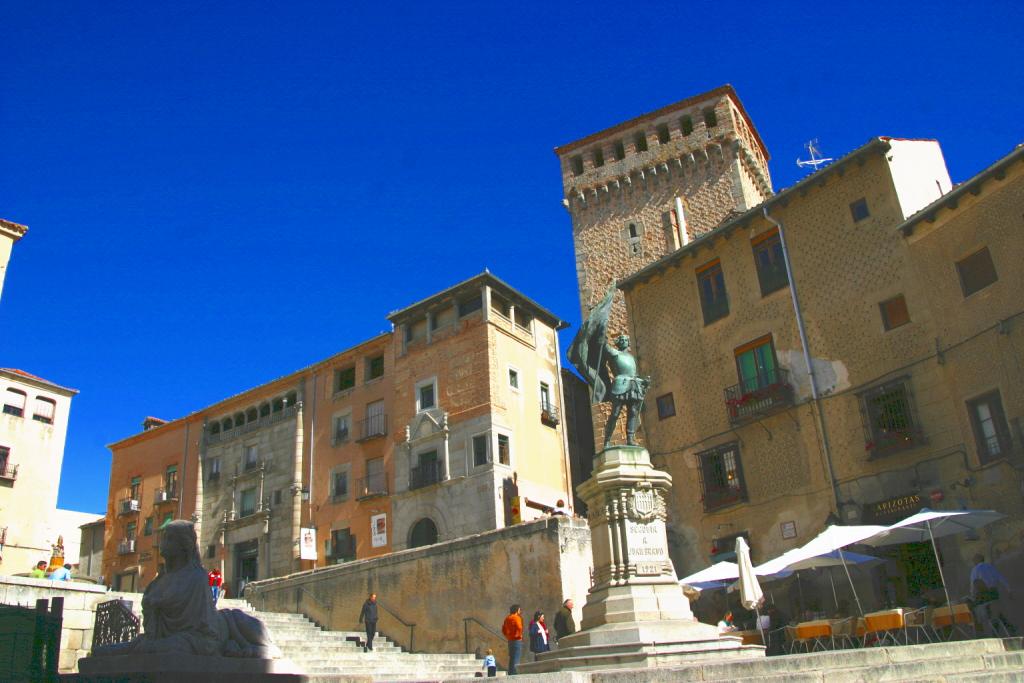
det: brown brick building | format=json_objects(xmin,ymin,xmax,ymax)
[
  {"xmin": 103, "ymin": 273, "xmax": 573, "ymax": 593},
  {"xmin": 617, "ymin": 137, "xmax": 1023, "ymax": 611}
]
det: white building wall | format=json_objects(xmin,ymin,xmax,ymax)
[{"xmin": 887, "ymin": 138, "xmax": 953, "ymax": 219}]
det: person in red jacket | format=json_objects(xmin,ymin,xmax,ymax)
[
  {"xmin": 501, "ymin": 604, "xmax": 523, "ymax": 675},
  {"xmin": 208, "ymin": 567, "xmax": 223, "ymax": 603}
]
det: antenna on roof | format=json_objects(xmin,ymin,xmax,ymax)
[{"xmin": 796, "ymin": 139, "xmax": 833, "ymax": 171}]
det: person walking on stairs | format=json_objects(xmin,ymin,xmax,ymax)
[{"xmin": 359, "ymin": 592, "xmax": 379, "ymax": 651}]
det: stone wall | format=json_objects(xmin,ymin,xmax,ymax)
[
  {"xmin": 246, "ymin": 516, "xmax": 592, "ymax": 667},
  {"xmin": 0, "ymin": 576, "xmax": 138, "ymax": 673}
]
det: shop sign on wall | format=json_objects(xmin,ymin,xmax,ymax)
[
  {"xmin": 371, "ymin": 513, "xmax": 387, "ymax": 548},
  {"xmin": 862, "ymin": 493, "xmax": 922, "ymax": 525}
]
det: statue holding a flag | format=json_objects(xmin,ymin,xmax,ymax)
[{"xmin": 568, "ymin": 283, "xmax": 650, "ymax": 449}]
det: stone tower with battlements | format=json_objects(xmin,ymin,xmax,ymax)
[{"xmin": 554, "ymin": 85, "xmax": 772, "ymax": 444}]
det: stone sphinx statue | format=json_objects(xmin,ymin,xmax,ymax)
[{"xmin": 94, "ymin": 520, "xmax": 280, "ymax": 659}]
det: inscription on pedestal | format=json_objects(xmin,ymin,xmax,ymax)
[{"xmin": 626, "ymin": 519, "xmax": 668, "ymax": 573}]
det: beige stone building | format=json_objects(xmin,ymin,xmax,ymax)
[
  {"xmin": 616, "ymin": 137, "xmax": 1023, "ymax": 610},
  {"xmin": 104, "ymin": 272, "xmax": 574, "ymax": 593},
  {"xmin": 554, "ymin": 85, "xmax": 772, "ymax": 444},
  {"xmin": 0, "ymin": 218, "xmax": 28, "ymax": 303},
  {"xmin": 0, "ymin": 367, "xmax": 80, "ymax": 571}
]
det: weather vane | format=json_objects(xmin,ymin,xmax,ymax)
[{"xmin": 796, "ymin": 139, "xmax": 833, "ymax": 171}]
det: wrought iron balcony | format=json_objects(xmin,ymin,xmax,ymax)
[
  {"xmin": 118, "ymin": 498, "xmax": 141, "ymax": 515},
  {"xmin": 409, "ymin": 461, "xmax": 444, "ymax": 490},
  {"xmin": 154, "ymin": 487, "xmax": 177, "ymax": 504},
  {"xmin": 357, "ymin": 414, "xmax": 388, "ymax": 441},
  {"xmin": 865, "ymin": 426, "xmax": 925, "ymax": 459},
  {"xmin": 356, "ymin": 473, "xmax": 388, "ymax": 500},
  {"xmin": 724, "ymin": 368, "xmax": 794, "ymax": 424},
  {"xmin": 0, "ymin": 462, "xmax": 18, "ymax": 481},
  {"xmin": 540, "ymin": 402, "xmax": 560, "ymax": 427},
  {"xmin": 118, "ymin": 539, "xmax": 136, "ymax": 555}
]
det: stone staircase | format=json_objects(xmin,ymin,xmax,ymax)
[{"xmin": 218, "ymin": 598, "xmax": 488, "ymax": 681}]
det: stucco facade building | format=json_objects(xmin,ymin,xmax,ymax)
[
  {"xmin": 103, "ymin": 273, "xmax": 574, "ymax": 593},
  {"xmin": 616, "ymin": 137, "xmax": 1023, "ymax": 608},
  {"xmin": 0, "ymin": 218, "xmax": 28, "ymax": 304}
]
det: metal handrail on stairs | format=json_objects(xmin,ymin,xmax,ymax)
[
  {"xmin": 376, "ymin": 599, "xmax": 416, "ymax": 653},
  {"xmin": 295, "ymin": 586, "xmax": 333, "ymax": 626},
  {"xmin": 463, "ymin": 615, "xmax": 504, "ymax": 656}
]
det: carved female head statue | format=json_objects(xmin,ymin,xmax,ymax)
[{"xmin": 158, "ymin": 520, "xmax": 203, "ymax": 571}]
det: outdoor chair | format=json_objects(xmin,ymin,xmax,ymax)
[
  {"xmin": 765, "ymin": 626, "xmax": 788, "ymax": 655},
  {"xmin": 902, "ymin": 607, "xmax": 934, "ymax": 644},
  {"xmin": 784, "ymin": 624, "xmax": 811, "ymax": 654},
  {"xmin": 830, "ymin": 617, "xmax": 858, "ymax": 649}
]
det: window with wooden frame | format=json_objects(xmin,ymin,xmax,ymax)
[
  {"xmin": 879, "ymin": 295, "xmax": 911, "ymax": 330},
  {"xmin": 967, "ymin": 390, "xmax": 1011, "ymax": 464},
  {"xmin": 751, "ymin": 229, "xmax": 789, "ymax": 296},
  {"xmin": 734, "ymin": 335, "xmax": 780, "ymax": 392},
  {"xmin": 956, "ymin": 247, "xmax": 998, "ymax": 297},
  {"xmin": 861, "ymin": 377, "xmax": 922, "ymax": 458},
  {"xmin": 696, "ymin": 443, "xmax": 747, "ymax": 512},
  {"xmin": 696, "ymin": 259, "xmax": 729, "ymax": 325}
]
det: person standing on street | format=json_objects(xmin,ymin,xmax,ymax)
[
  {"xmin": 208, "ymin": 567, "xmax": 223, "ymax": 603},
  {"xmin": 553, "ymin": 598, "xmax": 576, "ymax": 645},
  {"xmin": 359, "ymin": 592, "xmax": 379, "ymax": 651},
  {"xmin": 501, "ymin": 604, "xmax": 523, "ymax": 675}
]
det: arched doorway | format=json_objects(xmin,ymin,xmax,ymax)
[{"xmin": 409, "ymin": 518, "xmax": 439, "ymax": 549}]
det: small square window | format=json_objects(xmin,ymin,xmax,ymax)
[
  {"xmin": 679, "ymin": 116, "xmax": 694, "ymax": 136},
  {"xmin": 472, "ymin": 434, "xmax": 489, "ymax": 467},
  {"xmin": 497, "ymin": 434, "xmax": 510, "ymax": 466},
  {"xmin": 367, "ymin": 355, "xmax": 385, "ymax": 381},
  {"xmin": 334, "ymin": 367, "xmax": 356, "ymax": 392},
  {"xmin": 508, "ymin": 368, "xmax": 520, "ymax": 390},
  {"xmin": 613, "ymin": 140, "xmax": 626, "ymax": 160},
  {"xmin": 634, "ymin": 131, "xmax": 648, "ymax": 153},
  {"xmin": 656, "ymin": 123, "xmax": 670, "ymax": 144},
  {"xmin": 570, "ymin": 155, "xmax": 584, "ymax": 176},
  {"xmin": 879, "ymin": 295, "xmax": 910, "ymax": 331},
  {"xmin": 703, "ymin": 108, "xmax": 718, "ymax": 129},
  {"xmin": 656, "ymin": 393, "xmax": 676, "ymax": 420},
  {"xmin": 956, "ymin": 247, "xmax": 998, "ymax": 297},
  {"xmin": 850, "ymin": 198, "xmax": 870, "ymax": 222},
  {"xmin": 593, "ymin": 147, "xmax": 604, "ymax": 168}
]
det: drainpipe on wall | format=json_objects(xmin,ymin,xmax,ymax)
[{"xmin": 763, "ymin": 206, "xmax": 840, "ymax": 513}]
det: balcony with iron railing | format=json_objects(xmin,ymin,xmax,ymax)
[
  {"xmin": 724, "ymin": 368, "xmax": 794, "ymax": 424},
  {"xmin": 0, "ymin": 462, "xmax": 18, "ymax": 481},
  {"xmin": 154, "ymin": 486, "xmax": 177, "ymax": 504},
  {"xmin": 356, "ymin": 472, "xmax": 388, "ymax": 500},
  {"xmin": 702, "ymin": 482, "xmax": 748, "ymax": 512},
  {"xmin": 540, "ymin": 402, "xmax": 560, "ymax": 427},
  {"xmin": 357, "ymin": 414, "xmax": 388, "ymax": 441},
  {"xmin": 205, "ymin": 404, "xmax": 298, "ymax": 446},
  {"xmin": 117, "ymin": 539, "xmax": 136, "ymax": 555},
  {"xmin": 409, "ymin": 461, "xmax": 444, "ymax": 491},
  {"xmin": 118, "ymin": 498, "xmax": 141, "ymax": 515}
]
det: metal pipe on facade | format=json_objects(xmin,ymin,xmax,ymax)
[{"xmin": 762, "ymin": 206, "xmax": 840, "ymax": 512}]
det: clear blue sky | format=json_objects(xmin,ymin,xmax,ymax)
[{"xmin": 2, "ymin": 2, "xmax": 1021, "ymax": 514}]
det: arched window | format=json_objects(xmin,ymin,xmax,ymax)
[
  {"xmin": 221, "ymin": 418, "xmax": 232, "ymax": 432},
  {"xmin": 33, "ymin": 397, "xmax": 57, "ymax": 424},
  {"xmin": 272, "ymin": 398, "xmax": 283, "ymax": 413},
  {"xmin": 246, "ymin": 408, "xmax": 258, "ymax": 423},
  {"xmin": 285, "ymin": 391, "xmax": 297, "ymax": 407},
  {"xmin": 209, "ymin": 422, "xmax": 221, "ymax": 435},
  {"xmin": 233, "ymin": 412, "xmax": 244, "ymax": 427},
  {"xmin": 409, "ymin": 518, "xmax": 439, "ymax": 549},
  {"xmin": 259, "ymin": 403, "xmax": 270, "ymax": 418},
  {"xmin": 3, "ymin": 389, "xmax": 27, "ymax": 417}
]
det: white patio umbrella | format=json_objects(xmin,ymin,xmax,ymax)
[
  {"xmin": 861, "ymin": 508, "xmax": 1005, "ymax": 607},
  {"xmin": 679, "ymin": 560, "xmax": 738, "ymax": 590},
  {"xmin": 736, "ymin": 537, "xmax": 765, "ymax": 644}
]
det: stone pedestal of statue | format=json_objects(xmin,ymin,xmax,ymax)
[
  {"xmin": 519, "ymin": 446, "xmax": 762, "ymax": 673},
  {"xmin": 73, "ymin": 653, "xmax": 306, "ymax": 682}
]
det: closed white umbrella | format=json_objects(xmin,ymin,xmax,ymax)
[
  {"xmin": 736, "ymin": 537, "xmax": 764, "ymax": 645},
  {"xmin": 861, "ymin": 508, "xmax": 1005, "ymax": 607}
]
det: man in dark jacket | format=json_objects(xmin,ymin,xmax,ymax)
[
  {"xmin": 358, "ymin": 592, "xmax": 378, "ymax": 651},
  {"xmin": 553, "ymin": 598, "xmax": 576, "ymax": 645}
]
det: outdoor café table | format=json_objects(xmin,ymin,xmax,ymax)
[
  {"xmin": 794, "ymin": 619, "xmax": 835, "ymax": 650},
  {"xmin": 734, "ymin": 629, "xmax": 763, "ymax": 646},
  {"xmin": 932, "ymin": 603, "xmax": 974, "ymax": 639},
  {"xmin": 863, "ymin": 608, "xmax": 905, "ymax": 645}
]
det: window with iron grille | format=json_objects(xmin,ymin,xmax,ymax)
[
  {"xmin": 696, "ymin": 443, "xmax": 747, "ymax": 512},
  {"xmin": 956, "ymin": 247, "xmax": 998, "ymax": 297},
  {"xmin": 967, "ymin": 390, "xmax": 1011, "ymax": 465},
  {"xmin": 696, "ymin": 260, "xmax": 729, "ymax": 325},
  {"xmin": 752, "ymin": 230, "xmax": 788, "ymax": 296},
  {"xmin": 861, "ymin": 377, "xmax": 922, "ymax": 458}
]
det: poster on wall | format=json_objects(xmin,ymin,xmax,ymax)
[
  {"xmin": 299, "ymin": 527, "xmax": 317, "ymax": 560},
  {"xmin": 371, "ymin": 514, "xmax": 387, "ymax": 548}
]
